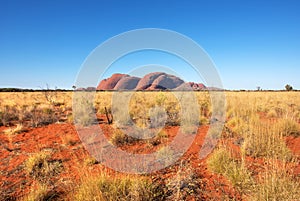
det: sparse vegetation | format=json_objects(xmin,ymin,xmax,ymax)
[
  {"xmin": 250, "ymin": 161, "xmax": 300, "ymax": 201},
  {"xmin": 22, "ymin": 183, "xmax": 57, "ymax": 201},
  {"xmin": 156, "ymin": 146, "xmax": 176, "ymax": 166},
  {"xmin": 207, "ymin": 146, "xmax": 254, "ymax": 195},
  {"xmin": 241, "ymin": 119, "xmax": 293, "ymax": 161},
  {"xmin": 0, "ymin": 91, "xmax": 299, "ymax": 200},
  {"xmin": 24, "ymin": 151, "xmax": 62, "ymax": 182},
  {"xmin": 72, "ymin": 174, "xmax": 162, "ymax": 201},
  {"xmin": 84, "ymin": 156, "xmax": 98, "ymax": 166},
  {"xmin": 110, "ymin": 129, "xmax": 134, "ymax": 146},
  {"xmin": 4, "ymin": 123, "xmax": 25, "ymax": 135},
  {"xmin": 285, "ymin": 84, "xmax": 293, "ymax": 91},
  {"xmin": 166, "ymin": 163, "xmax": 205, "ymax": 200}
]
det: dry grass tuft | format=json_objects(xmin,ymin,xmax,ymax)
[
  {"xmin": 250, "ymin": 161, "xmax": 300, "ymax": 201},
  {"xmin": 207, "ymin": 146, "xmax": 254, "ymax": 194},
  {"xmin": 24, "ymin": 151, "xmax": 62, "ymax": 182},
  {"xmin": 72, "ymin": 173, "xmax": 161, "ymax": 201},
  {"xmin": 22, "ymin": 183, "xmax": 58, "ymax": 201}
]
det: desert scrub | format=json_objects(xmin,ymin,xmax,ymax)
[
  {"xmin": 84, "ymin": 156, "xmax": 98, "ymax": 166},
  {"xmin": 148, "ymin": 130, "xmax": 168, "ymax": 146},
  {"xmin": 207, "ymin": 146, "xmax": 254, "ymax": 194},
  {"xmin": 250, "ymin": 163, "xmax": 300, "ymax": 201},
  {"xmin": 166, "ymin": 164, "xmax": 205, "ymax": 200},
  {"xmin": 241, "ymin": 120, "xmax": 293, "ymax": 161},
  {"xmin": 156, "ymin": 146, "xmax": 176, "ymax": 166},
  {"xmin": 4, "ymin": 123, "xmax": 26, "ymax": 135},
  {"xmin": 266, "ymin": 108, "xmax": 278, "ymax": 118},
  {"xmin": 110, "ymin": 129, "xmax": 134, "ymax": 146},
  {"xmin": 61, "ymin": 133, "xmax": 77, "ymax": 146},
  {"xmin": 29, "ymin": 105, "xmax": 58, "ymax": 127},
  {"xmin": 25, "ymin": 151, "xmax": 62, "ymax": 182},
  {"xmin": 0, "ymin": 105, "xmax": 19, "ymax": 126},
  {"xmin": 73, "ymin": 92, "xmax": 95, "ymax": 126},
  {"xmin": 149, "ymin": 106, "xmax": 167, "ymax": 128},
  {"xmin": 72, "ymin": 174, "xmax": 162, "ymax": 201},
  {"xmin": 22, "ymin": 183, "xmax": 58, "ymax": 201},
  {"xmin": 277, "ymin": 117, "xmax": 300, "ymax": 137}
]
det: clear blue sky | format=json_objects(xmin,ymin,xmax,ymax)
[{"xmin": 0, "ymin": 0, "xmax": 299, "ymax": 90}]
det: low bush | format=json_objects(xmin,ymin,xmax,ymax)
[
  {"xmin": 0, "ymin": 105, "xmax": 19, "ymax": 126},
  {"xmin": 29, "ymin": 106, "xmax": 58, "ymax": 127}
]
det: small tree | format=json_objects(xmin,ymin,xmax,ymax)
[{"xmin": 285, "ymin": 84, "xmax": 293, "ymax": 91}]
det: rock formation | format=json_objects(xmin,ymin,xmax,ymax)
[{"xmin": 96, "ymin": 72, "xmax": 206, "ymax": 91}]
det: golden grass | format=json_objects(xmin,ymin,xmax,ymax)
[
  {"xmin": 241, "ymin": 119, "xmax": 293, "ymax": 161},
  {"xmin": 1, "ymin": 91, "xmax": 299, "ymax": 200},
  {"xmin": 72, "ymin": 173, "xmax": 159, "ymax": 201},
  {"xmin": 207, "ymin": 146, "xmax": 254, "ymax": 195},
  {"xmin": 4, "ymin": 124, "xmax": 25, "ymax": 135},
  {"xmin": 24, "ymin": 151, "xmax": 62, "ymax": 182},
  {"xmin": 22, "ymin": 183, "xmax": 56, "ymax": 201},
  {"xmin": 250, "ymin": 160, "xmax": 300, "ymax": 201}
]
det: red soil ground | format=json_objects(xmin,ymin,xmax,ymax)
[{"xmin": 0, "ymin": 119, "xmax": 299, "ymax": 200}]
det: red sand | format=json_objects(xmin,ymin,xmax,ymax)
[{"xmin": 0, "ymin": 121, "xmax": 299, "ymax": 200}]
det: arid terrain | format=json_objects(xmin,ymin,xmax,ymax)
[{"xmin": 0, "ymin": 91, "xmax": 299, "ymax": 200}]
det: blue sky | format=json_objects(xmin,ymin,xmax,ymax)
[{"xmin": 0, "ymin": 0, "xmax": 299, "ymax": 90}]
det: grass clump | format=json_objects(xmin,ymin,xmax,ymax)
[
  {"xmin": 166, "ymin": 164, "xmax": 205, "ymax": 200},
  {"xmin": 73, "ymin": 174, "xmax": 161, "ymax": 201},
  {"xmin": 22, "ymin": 183, "xmax": 58, "ymax": 201},
  {"xmin": 25, "ymin": 151, "xmax": 62, "ymax": 182},
  {"xmin": 266, "ymin": 108, "xmax": 278, "ymax": 118},
  {"xmin": 73, "ymin": 94, "xmax": 95, "ymax": 127},
  {"xmin": 242, "ymin": 120, "xmax": 293, "ymax": 161},
  {"xmin": 207, "ymin": 146, "xmax": 233, "ymax": 174},
  {"xmin": 110, "ymin": 129, "xmax": 134, "ymax": 146},
  {"xmin": 250, "ymin": 165, "xmax": 300, "ymax": 201},
  {"xmin": 207, "ymin": 146, "xmax": 254, "ymax": 194},
  {"xmin": 4, "ymin": 124, "xmax": 26, "ymax": 135},
  {"xmin": 84, "ymin": 156, "xmax": 98, "ymax": 166},
  {"xmin": 0, "ymin": 105, "xmax": 19, "ymax": 126},
  {"xmin": 156, "ymin": 146, "xmax": 176, "ymax": 166},
  {"xmin": 277, "ymin": 118, "xmax": 300, "ymax": 137},
  {"xmin": 61, "ymin": 134, "xmax": 77, "ymax": 146}
]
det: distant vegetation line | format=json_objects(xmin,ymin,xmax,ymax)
[
  {"xmin": 0, "ymin": 87, "xmax": 298, "ymax": 92},
  {"xmin": 0, "ymin": 88, "xmax": 72, "ymax": 92}
]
